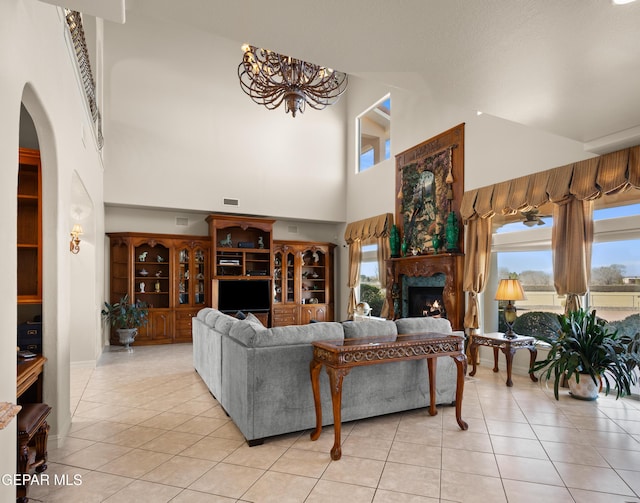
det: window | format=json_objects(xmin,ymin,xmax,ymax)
[
  {"xmin": 357, "ymin": 95, "xmax": 391, "ymax": 173},
  {"xmin": 359, "ymin": 242, "xmax": 384, "ymax": 316},
  {"xmin": 491, "ymin": 201, "xmax": 640, "ymax": 331},
  {"xmin": 587, "ymin": 203, "xmax": 640, "ymax": 322},
  {"xmin": 497, "ymin": 249, "xmax": 564, "ymax": 316}
]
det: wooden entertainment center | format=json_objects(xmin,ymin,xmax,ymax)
[
  {"xmin": 208, "ymin": 214, "xmax": 275, "ymax": 326},
  {"xmin": 207, "ymin": 214, "xmax": 335, "ymax": 327},
  {"xmin": 107, "ymin": 214, "xmax": 337, "ymax": 344}
]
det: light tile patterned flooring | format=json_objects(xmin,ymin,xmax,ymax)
[{"xmin": 30, "ymin": 343, "xmax": 640, "ymax": 502}]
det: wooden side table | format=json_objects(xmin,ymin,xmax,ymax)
[
  {"xmin": 310, "ymin": 333, "xmax": 468, "ymax": 460},
  {"xmin": 469, "ymin": 332, "xmax": 538, "ymax": 387}
]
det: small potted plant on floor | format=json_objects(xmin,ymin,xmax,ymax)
[
  {"xmin": 101, "ymin": 295, "xmax": 149, "ymax": 350},
  {"xmin": 531, "ymin": 308, "xmax": 640, "ymax": 400}
]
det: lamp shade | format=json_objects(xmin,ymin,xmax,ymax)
[{"xmin": 495, "ymin": 279, "xmax": 526, "ymax": 301}]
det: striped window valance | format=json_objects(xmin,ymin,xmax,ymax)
[
  {"xmin": 460, "ymin": 145, "xmax": 640, "ymax": 221},
  {"xmin": 344, "ymin": 213, "xmax": 394, "ymax": 244}
]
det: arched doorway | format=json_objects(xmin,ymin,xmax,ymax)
[{"xmin": 20, "ymin": 85, "xmax": 72, "ymax": 444}]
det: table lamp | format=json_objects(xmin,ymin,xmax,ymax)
[{"xmin": 495, "ymin": 279, "xmax": 526, "ymax": 338}]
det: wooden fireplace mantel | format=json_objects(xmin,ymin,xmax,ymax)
[{"xmin": 386, "ymin": 253, "xmax": 464, "ymax": 331}]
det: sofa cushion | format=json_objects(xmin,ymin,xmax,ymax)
[
  {"xmin": 395, "ymin": 317, "xmax": 452, "ymax": 335},
  {"xmin": 229, "ymin": 321, "xmax": 344, "ymax": 348},
  {"xmin": 228, "ymin": 318, "xmax": 269, "ymax": 345},
  {"xmin": 214, "ymin": 312, "xmax": 240, "ymax": 335},
  {"xmin": 342, "ymin": 319, "xmax": 398, "ymax": 339},
  {"xmin": 245, "ymin": 312, "xmax": 264, "ymax": 326},
  {"xmin": 204, "ymin": 310, "xmax": 222, "ymax": 328},
  {"xmin": 196, "ymin": 307, "xmax": 214, "ymax": 322}
]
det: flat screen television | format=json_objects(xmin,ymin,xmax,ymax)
[{"xmin": 217, "ymin": 280, "xmax": 270, "ymax": 312}]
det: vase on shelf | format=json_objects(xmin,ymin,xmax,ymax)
[
  {"xmin": 401, "ymin": 240, "xmax": 408, "ymax": 257},
  {"xmin": 390, "ymin": 224, "xmax": 400, "ymax": 258},
  {"xmin": 431, "ymin": 233, "xmax": 442, "ymax": 254},
  {"xmin": 445, "ymin": 211, "xmax": 460, "ymax": 252}
]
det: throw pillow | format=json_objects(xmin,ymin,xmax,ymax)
[{"xmin": 342, "ymin": 319, "xmax": 398, "ymax": 339}]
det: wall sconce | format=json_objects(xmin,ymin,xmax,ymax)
[
  {"xmin": 70, "ymin": 224, "xmax": 83, "ymax": 254},
  {"xmin": 495, "ymin": 278, "xmax": 526, "ymax": 338}
]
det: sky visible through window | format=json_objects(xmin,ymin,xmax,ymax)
[
  {"xmin": 360, "ymin": 244, "xmax": 378, "ymax": 278},
  {"xmin": 499, "ymin": 204, "xmax": 640, "ymax": 277}
]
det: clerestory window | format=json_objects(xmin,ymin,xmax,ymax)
[{"xmin": 357, "ymin": 95, "xmax": 391, "ymax": 172}]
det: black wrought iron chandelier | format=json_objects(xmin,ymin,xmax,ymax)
[{"xmin": 238, "ymin": 44, "xmax": 348, "ymax": 117}]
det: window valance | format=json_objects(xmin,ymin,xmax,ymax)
[
  {"xmin": 344, "ymin": 213, "xmax": 394, "ymax": 244},
  {"xmin": 460, "ymin": 146, "xmax": 640, "ymax": 222}
]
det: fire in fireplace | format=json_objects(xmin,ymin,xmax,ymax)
[{"xmin": 407, "ymin": 286, "xmax": 446, "ymax": 319}]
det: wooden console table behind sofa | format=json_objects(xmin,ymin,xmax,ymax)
[{"xmin": 310, "ymin": 333, "xmax": 468, "ymax": 460}]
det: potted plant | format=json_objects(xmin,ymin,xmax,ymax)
[
  {"xmin": 531, "ymin": 308, "xmax": 640, "ymax": 400},
  {"xmin": 101, "ymin": 295, "xmax": 149, "ymax": 350}
]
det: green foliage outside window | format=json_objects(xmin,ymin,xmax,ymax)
[{"xmin": 360, "ymin": 283, "xmax": 384, "ymax": 317}]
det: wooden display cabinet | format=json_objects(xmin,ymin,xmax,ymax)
[
  {"xmin": 272, "ymin": 241, "xmax": 336, "ymax": 326},
  {"xmin": 17, "ymin": 148, "xmax": 42, "ymax": 304},
  {"xmin": 107, "ymin": 232, "xmax": 210, "ymax": 345},
  {"xmin": 207, "ymin": 214, "xmax": 274, "ymax": 279},
  {"xmin": 207, "ymin": 214, "xmax": 274, "ymax": 322},
  {"xmin": 133, "ymin": 237, "xmax": 172, "ymax": 310}
]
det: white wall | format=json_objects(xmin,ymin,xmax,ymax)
[
  {"xmin": 105, "ymin": 206, "xmax": 342, "ymax": 241},
  {"xmin": 0, "ymin": 2, "xmax": 105, "ymax": 495},
  {"xmin": 102, "ymin": 9, "xmax": 347, "ymax": 223},
  {"xmin": 70, "ymin": 172, "xmax": 100, "ymax": 365}
]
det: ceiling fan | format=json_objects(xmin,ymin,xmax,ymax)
[{"xmin": 520, "ymin": 209, "xmax": 550, "ymax": 227}]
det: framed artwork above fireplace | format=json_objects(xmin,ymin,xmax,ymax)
[
  {"xmin": 386, "ymin": 124, "xmax": 465, "ymax": 329},
  {"xmin": 395, "ymin": 123, "xmax": 465, "ymax": 253}
]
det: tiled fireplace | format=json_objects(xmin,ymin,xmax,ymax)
[
  {"xmin": 406, "ymin": 280, "xmax": 446, "ymax": 318},
  {"xmin": 386, "ymin": 253, "xmax": 464, "ymax": 331}
]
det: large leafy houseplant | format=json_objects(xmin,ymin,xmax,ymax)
[
  {"xmin": 531, "ymin": 308, "xmax": 640, "ymax": 400},
  {"xmin": 101, "ymin": 295, "xmax": 149, "ymax": 349}
]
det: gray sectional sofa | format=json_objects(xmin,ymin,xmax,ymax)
[{"xmin": 192, "ymin": 308, "xmax": 464, "ymax": 445}]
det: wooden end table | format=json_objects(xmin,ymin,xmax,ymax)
[
  {"xmin": 469, "ymin": 332, "xmax": 538, "ymax": 387},
  {"xmin": 310, "ymin": 333, "xmax": 468, "ymax": 460}
]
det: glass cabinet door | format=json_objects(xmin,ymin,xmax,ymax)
[
  {"xmin": 274, "ymin": 251, "xmax": 284, "ymax": 304},
  {"xmin": 193, "ymin": 247, "xmax": 207, "ymax": 306},
  {"xmin": 176, "ymin": 244, "xmax": 207, "ymax": 307},
  {"xmin": 285, "ymin": 251, "xmax": 295, "ymax": 303},
  {"xmin": 177, "ymin": 247, "xmax": 190, "ymax": 305}
]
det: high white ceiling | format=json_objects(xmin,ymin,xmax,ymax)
[{"xmin": 122, "ymin": 0, "xmax": 640, "ymax": 153}]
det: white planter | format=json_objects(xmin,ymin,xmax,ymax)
[
  {"xmin": 568, "ymin": 373, "xmax": 601, "ymax": 401},
  {"xmin": 117, "ymin": 328, "xmax": 138, "ymax": 351}
]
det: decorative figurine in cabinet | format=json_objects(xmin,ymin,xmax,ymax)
[{"xmin": 106, "ymin": 232, "xmax": 210, "ymax": 345}]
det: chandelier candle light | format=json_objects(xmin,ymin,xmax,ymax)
[
  {"xmin": 238, "ymin": 44, "xmax": 348, "ymax": 117},
  {"xmin": 495, "ymin": 278, "xmax": 526, "ymax": 338}
]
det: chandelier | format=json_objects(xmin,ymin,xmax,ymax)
[{"xmin": 238, "ymin": 44, "xmax": 348, "ymax": 117}]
